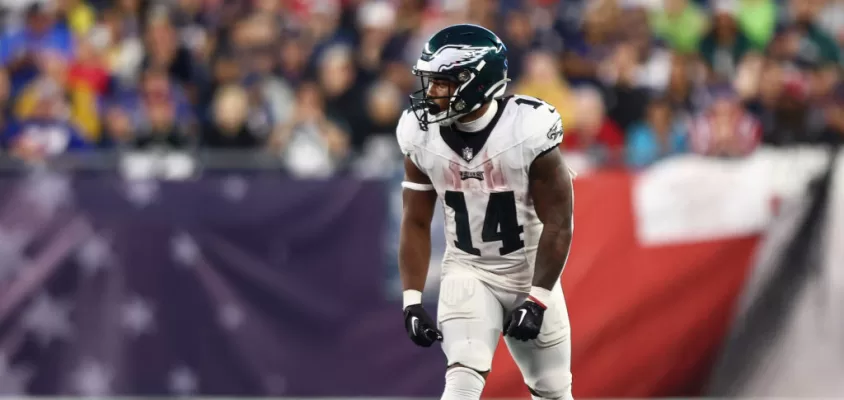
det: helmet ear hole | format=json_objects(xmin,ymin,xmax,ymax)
[
  {"xmin": 452, "ymin": 99, "xmax": 466, "ymax": 111},
  {"xmin": 458, "ymin": 70, "xmax": 472, "ymax": 82}
]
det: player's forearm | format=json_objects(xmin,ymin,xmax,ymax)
[
  {"xmin": 533, "ymin": 222, "xmax": 573, "ymax": 291},
  {"xmin": 398, "ymin": 222, "xmax": 432, "ymax": 292}
]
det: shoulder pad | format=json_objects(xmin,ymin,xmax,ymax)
[
  {"xmin": 396, "ymin": 109, "xmax": 419, "ymax": 157},
  {"xmin": 507, "ymin": 95, "xmax": 564, "ymax": 160},
  {"xmin": 396, "ymin": 109, "xmax": 430, "ymax": 169}
]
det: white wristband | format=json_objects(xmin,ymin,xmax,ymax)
[
  {"xmin": 403, "ymin": 289, "xmax": 423, "ymax": 309},
  {"xmin": 528, "ymin": 286, "xmax": 552, "ymax": 309},
  {"xmin": 401, "ymin": 181, "xmax": 434, "ymax": 191}
]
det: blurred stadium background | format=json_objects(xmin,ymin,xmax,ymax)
[{"xmin": 0, "ymin": 0, "xmax": 843, "ymax": 398}]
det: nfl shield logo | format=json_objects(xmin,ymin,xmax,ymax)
[{"xmin": 462, "ymin": 147, "xmax": 473, "ymax": 161}]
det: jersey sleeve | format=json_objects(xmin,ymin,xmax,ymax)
[
  {"xmin": 395, "ymin": 109, "xmax": 415, "ymax": 157},
  {"xmin": 522, "ymin": 108, "xmax": 564, "ymax": 162}
]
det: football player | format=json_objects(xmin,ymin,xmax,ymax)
[{"xmin": 396, "ymin": 24, "xmax": 575, "ymax": 400}]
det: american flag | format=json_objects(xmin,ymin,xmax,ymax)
[{"xmin": 0, "ymin": 169, "xmax": 441, "ymax": 396}]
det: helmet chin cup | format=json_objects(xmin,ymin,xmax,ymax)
[{"xmin": 427, "ymin": 102, "xmax": 442, "ymax": 114}]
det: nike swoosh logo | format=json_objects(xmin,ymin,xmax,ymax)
[
  {"xmin": 411, "ymin": 316, "xmax": 419, "ymax": 336},
  {"xmin": 517, "ymin": 309, "xmax": 528, "ymax": 325}
]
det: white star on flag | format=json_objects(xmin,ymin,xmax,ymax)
[
  {"xmin": 0, "ymin": 227, "xmax": 27, "ymax": 281},
  {"xmin": 121, "ymin": 296, "xmax": 155, "ymax": 337},
  {"xmin": 23, "ymin": 170, "xmax": 71, "ymax": 215},
  {"xmin": 0, "ymin": 353, "xmax": 33, "ymax": 395},
  {"xmin": 22, "ymin": 294, "xmax": 73, "ymax": 347},
  {"xmin": 123, "ymin": 180, "xmax": 160, "ymax": 208},
  {"xmin": 168, "ymin": 365, "xmax": 198, "ymax": 396},
  {"xmin": 171, "ymin": 232, "xmax": 200, "ymax": 266},
  {"xmin": 76, "ymin": 233, "xmax": 113, "ymax": 277},
  {"xmin": 72, "ymin": 359, "xmax": 113, "ymax": 397},
  {"xmin": 221, "ymin": 175, "xmax": 248, "ymax": 202},
  {"xmin": 218, "ymin": 303, "xmax": 245, "ymax": 331}
]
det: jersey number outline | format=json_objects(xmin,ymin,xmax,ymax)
[
  {"xmin": 444, "ymin": 191, "xmax": 525, "ymax": 256},
  {"xmin": 515, "ymin": 97, "xmax": 556, "ymax": 113}
]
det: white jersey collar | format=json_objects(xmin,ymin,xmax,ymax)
[{"xmin": 454, "ymin": 100, "xmax": 498, "ymax": 133}]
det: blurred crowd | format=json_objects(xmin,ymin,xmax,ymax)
[{"xmin": 0, "ymin": 0, "xmax": 842, "ymax": 177}]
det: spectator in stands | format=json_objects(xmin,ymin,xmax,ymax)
[
  {"xmin": 699, "ymin": 2, "xmax": 754, "ymax": 82},
  {"xmin": 733, "ymin": 53, "xmax": 765, "ymax": 102},
  {"xmin": 92, "ymin": 6, "xmax": 143, "ymax": 87},
  {"xmin": 626, "ymin": 96, "xmax": 689, "ymax": 168},
  {"xmin": 817, "ymin": 0, "xmax": 844, "ymax": 48},
  {"xmin": 168, "ymin": 0, "xmax": 215, "ymax": 60},
  {"xmin": 13, "ymin": 50, "xmax": 99, "ymax": 143},
  {"xmin": 56, "ymin": 0, "xmax": 96, "ymax": 37},
  {"xmin": 242, "ymin": 75, "xmax": 278, "ymax": 140},
  {"xmin": 278, "ymin": 33, "xmax": 311, "ymax": 86},
  {"xmin": 753, "ymin": 64, "xmax": 827, "ymax": 145},
  {"xmin": 141, "ymin": 12, "xmax": 199, "ymax": 101},
  {"xmin": 318, "ymin": 44, "xmax": 368, "ymax": 145},
  {"xmin": 380, "ymin": 0, "xmax": 427, "ymax": 93},
  {"xmin": 615, "ymin": 4, "xmax": 672, "ymax": 92},
  {"xmin": 665, "ymin": 53, "xmax": 703, "ymax": 117},
  {"xmin": 355, "ymin": 1, "xmax": 397, "ymax": 82},
  {"xmin": 353, "ymin": 79, "xmax": 405, "ymax": 178},
  {"xmin": 650, "ymin": 0, "xmax": 709, "ymax": 54},
  {"xmin": 270, "ymin": 82, "xmax": 350, "ymax": 178},
  {"xmin": 562, "ymin": 86, "xmax": 625, "ymax": 166},
  {"xmin": 498, "ymin": 7, "xmax": 535, "ymax": 82},
  {"xmin": 735, "ymin": 0, "xmax": 777, "ymax": 50},
  {"xmin": 744, "ymin": 57, "xmax": 782, "ymax": 117},
  {"xmin": 1, "ymin": 3, "xmax": 74, "ymax": 94},
  {"xmin": 199, "ymin": 49, "xmax": 240, "ymax": 122},
  {"xmin": 689, "ymin": 85, "xmax": 761, "ymax": 157},
  {"xmin": 101, "ymin": 106, "xmax": 134, "ymax": 148},
  {"xmin": 223, "ymin": 13, "xmax": 289, "ymax": 138},
  {"xmin": 203, "ymin": 84, "xmax": 261, "ymax": 149},
  {"xmin": 561, "ymin": 0, "xmax": 620, "ymax": 85},
  {"xmin": 132, "ymin": 97, "xmax": 193, "ymax": 150},
  {"xmin": 67, "ymin": 33, "xmax": 110, "ymax": 97},
  {"xmin": 129, "ymin": 68, "xmax": 194, "ymax": 150},
  {"xmin": 602, "ymin": 41, "xmax": 651, "ymax": 131},
  {"xmin": 773, "ymin": 0, "xmax": 841, "ymax": 67},
  {"xmin": 4, "ymin": 80, "xmax": 89, "ymax": 160},
  {"xmin": 359, "ymin": 79, "xmax": 403, "ymax": 152},
  {"xmin": 514, "ymin": 50, "xmax": 577, "ymax": 131}
]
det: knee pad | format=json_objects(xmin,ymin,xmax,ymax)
[
  {"xmin": 442, "ymin": 366, "xmax": 485, "ymax": 400},
  {"xmin": 526, "ymin": 368, "xmax": 573, "ymax": 400},
  {"xmin": 442, "ymin": 338, "xmax": 494, "ymax": 372}
]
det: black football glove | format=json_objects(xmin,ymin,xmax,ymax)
[
  {"xmin": 503, "ymin": 300, "xmax": 545, "ymax": 341},
  {"xmin": 403, "ymin": 304, "xmax": 443, "ymax": 347}
]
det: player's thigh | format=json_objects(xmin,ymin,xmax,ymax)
[
  {"xmin": 504, "ymin": 285, "xmax": 573, "ymax": 398},
  {"xmin": 437, "ymin": 272, "xmax": 505, "ymax": 372}
]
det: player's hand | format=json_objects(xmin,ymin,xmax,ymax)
[
  {"xmin": 403, "ymin": 304, "xmax": 442, "ymax": 347},
  {"xmin": 504, "ymin": 300, "xmax": 545, "ymax": 341}
]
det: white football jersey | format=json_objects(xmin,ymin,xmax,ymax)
[{"xmin": 397, "ymin": 95, "xmax": 564, "ymax": 292}]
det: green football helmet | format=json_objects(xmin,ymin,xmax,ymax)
[{"xmin": 409, "ymin": 24, "xmax": 510, "ymax": 130}]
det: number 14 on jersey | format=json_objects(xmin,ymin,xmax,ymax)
[{"xmin": 444, "ymin": 191, "xmax": 525, "ymax": 256}]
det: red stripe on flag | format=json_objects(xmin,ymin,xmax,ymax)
[{"xmin": 484, "ymin": 171, "xmax": 758, "ymax": 398}]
